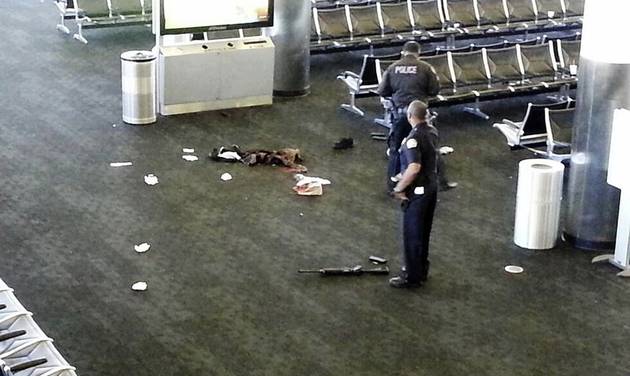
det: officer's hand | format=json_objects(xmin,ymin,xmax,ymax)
[{"xmin": 391, "ymin": 191, "xmax": 408, "ymax": 201}]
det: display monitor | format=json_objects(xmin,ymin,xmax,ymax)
[{"xmin": 160, "ymin": 0, "xmax": 274, "ymax": 35}]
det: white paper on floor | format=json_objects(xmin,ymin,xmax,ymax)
[
  {"xmin": 293, "ymin": 174, "xmax": 331, "ymax": 196},
  {"xmin": 182, "ymin": 155, "xmax": 199, "ymax": 162},
  {"xmin": 439, "ymin": 146, "xmax": 455, "ymax": 155},
  {"xmin": 221, "ymin": 173, "xmax": 233, "ymax": 181},
  {"xmin": 112, "ymin": 124, "xmax": 117, "ymax": 128},
  {"xmin": 294, "ymin": 174, "xmax": 332, "ymax": 187},
  {"xmin": 144, "ymin": 174, "xmax": 159, "ymax": 186},
  {"xmin": 132, "ymin": 282, "xmax": 148, "ymax": 291},
  {"xmin": 134, "ymin": 243, "xmax": 151, "ymax": 253},
  {"xmin": 110, "ymin": 162, "xmax": 133, "ymax": 167},
  {"xmin": 294, "ymin": 182, "xmax": 323, "ymax": 196},
  {"xmin": 182, "ymin": 148, "xmax": 195, "ymax": 153},
  {"xmin": 217, "ymin": 151, "xmax": 241, "ymax": 161},
  {"xmin": 504, "ymin": 265, "xmax": 524, "ymax": 274}
]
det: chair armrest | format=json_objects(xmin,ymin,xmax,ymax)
[
  {"xmin": 337, "ymin": 71, "xmax": 360, "ymax": 79},
  {"xmin": 55, "ymin": 1, "xmax": 67, "ymax": 12},
  {"xmin": 502, "ymin": 119, "xmax": 522, "ymax": 128}
]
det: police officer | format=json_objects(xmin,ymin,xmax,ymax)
[
  {"xmin": 377, "ymin": 41, "xmax": 439, "ymax": 189},
  {"xmin": 389, "ymin": 100, "xmax": 439, "ymax": 288}
]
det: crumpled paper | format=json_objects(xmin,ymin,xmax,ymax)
[
  {"xmin": 439, "ymin": 146, "xmax": 454, "ymax": 155},
  {"xmin": 132, "ymin": 282, "xmax": 148, "ymax": 291},
  {"xmin": 144, "ymin": 174, "xmax": 159, "ymax": 186},
  {"xmin": 182, "ymin": 155, "xmax": 199, "ymax": 162},
  {"xmin": 221, "ymin": 173, "xmax": 233, "ymax": 182},
  {"xmin": 134, "ymin": 243, "xmax": 151, "ymax": 253}
]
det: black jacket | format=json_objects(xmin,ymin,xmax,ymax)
[{"xmin": 377, "ymin": 55, "xmax": 440, "ymax": 109}]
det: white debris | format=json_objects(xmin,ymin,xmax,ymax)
[
  {"xmin": 131, "ymin": 282, "xmax": 148, "ymax": 291},
  {"xmin": 294, "ymin": 182, "xmax": 323, "ymax": 196},
  {"xmin": 182, "ymin": 148, "xmax": 195, "ymax": 153},
  {"xmin": 439, "ymin": 146, "xmax": 455, "ymax": 155},
  {"xmin": 221, "ymin": 173, "xmax": 233, "ymax": 182},
  {"xmin": 299, "ymin": 213, "xmax": 304, "ymax": 217},
  {"xmin": 144, "ymin": 174, "xmax": 159, "ymax": 186},
  {"xmin": 293, "ymin": 174, "xmax": 331, "ymax": 196},
  {"xmin": 112, "ymin": 124, "xmax": 117, "ymax": 128},
  {"xmin": 217, "ymin": 151, "xmax": 241, "ymax": 161},
  {"xmin": 294, "ymin": 174, "xmax": 332, "ymax": 187},
  {"xmin": 504, "ymin": 265, "xmax": 524, "ymax": 274},
  {"xmin": 182, "ymin": 155, "xmax": 199, "ymax": 162},
  {"xmin": 110, "ymin": 162, "xmax": 133, "ymax": 167},
  {"xmin": 134, "ymin": 243, "xmax": 151, "ymax": 253}
]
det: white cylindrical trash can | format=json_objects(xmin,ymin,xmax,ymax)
[
  {"xmin": 121, "ymin": 50, "xmax": 156, "ymax": 125},
  {"xmin": 514, "ymin": 159, "xmax": 565, "ymax": 250}
]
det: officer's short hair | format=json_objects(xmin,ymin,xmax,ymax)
[
  {"xmin": 402, "ymin": 41, "xmax": 421, "ymax": 56},
  {"xmin": 407, "ymin": 100, "xmax": 429, "ymax": 121}
]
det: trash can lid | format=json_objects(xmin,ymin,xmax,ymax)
[{"xmin": 121, "ymin": 50, "xmax": 156, "ymax": 62}]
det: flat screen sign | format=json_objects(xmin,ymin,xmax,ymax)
[{"xmin": 161, "ymin": 0, "xmax": 274, "ymax": 34}]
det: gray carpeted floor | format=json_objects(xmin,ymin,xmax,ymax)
[{"xmin": 1, "ymin": 2, "xmax": 629, "ymax": 375}]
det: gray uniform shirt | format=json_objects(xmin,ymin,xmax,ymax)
[{"xmin": 377, "ymin": 55, "xmax": 440, "ymax": 109}]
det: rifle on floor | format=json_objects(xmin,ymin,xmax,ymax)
[{"xmin": 298, "ymin": 265, "xmax": 389, "ymax": 276}]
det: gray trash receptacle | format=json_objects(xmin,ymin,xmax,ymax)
[{"xmin": 121, "ymin": 51, "xmax": 156, "ymax": 125}]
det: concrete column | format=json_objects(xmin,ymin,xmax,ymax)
[
  {"xmin": 564, "ymin": 0, "xmax": 630, "ymax": 250},
  {"xmin": 264, "ymin": 0, "xmax": 311, "ymax": 97}
]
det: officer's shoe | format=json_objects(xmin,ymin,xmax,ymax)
[{"xmin": 389, "ymin": 276, "xmax": 422, "ymax": 288}]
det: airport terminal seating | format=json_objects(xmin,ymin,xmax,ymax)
[
  {"xmin": 311, "ymin": 0, "xmax": 584, "ymax": 53},
  {"xmin": 341, "ymin": 36, "xmax": 580, "ymax": 123},
  {"xmin": 541, "ymin": 106, "xmax": 574, "ymax": 160},
  {"xmin": 54, "ymin": 0, "xmax": 583, "ymax": 48},
  {"xmin": 55, "ymin": 0, "xmax": 151, "ymax": 43},
  {"xmin": 1, "ymin": 279, "xmax": 77, "ymax": 376},
  {"xmin": 337, "ymin": 54, "xmax": 396, "ymax": 116},
  {"xmin": 493, "ymin": 99, "xmax": 573, "ymax": 147},
  {"xmin": 337, "ymin": 34, "xmax": 556, "ymax": 117},
  {"xmin": 337, "ymin": 41, "xmax": 465, "ymax": 116},
  {"xmin": 54, "ymin": 0, "xmax": 264, "ymax": 44}
]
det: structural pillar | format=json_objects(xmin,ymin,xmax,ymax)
[
  {"xmin": 264, "ymin": 0, "xmax": 311, "ymax": 97},
  {"xmin": 564, "ymin": 0, "xmax": 630, "ymax": 250}
]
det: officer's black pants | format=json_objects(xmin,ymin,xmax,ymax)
[
  {"xmin": 401, "ymin": 190, "xmax": 438, "ymax": 283},
  {"xmin": 387, "ymin": 116, "xmax": 412, "ymax": 188}
]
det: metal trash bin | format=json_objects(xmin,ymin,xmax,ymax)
[
  {"xmin": 514, "ymin": 159, "xmax": 565, "ymax": 250},
  {"xmin": 121, "ymin": 50, "xmax": 156, "ymax": 125}
]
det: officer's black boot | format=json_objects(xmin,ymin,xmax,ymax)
[{"xmin": 389, "ymin": 275, "xmax": 422, "ymax": 288}]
